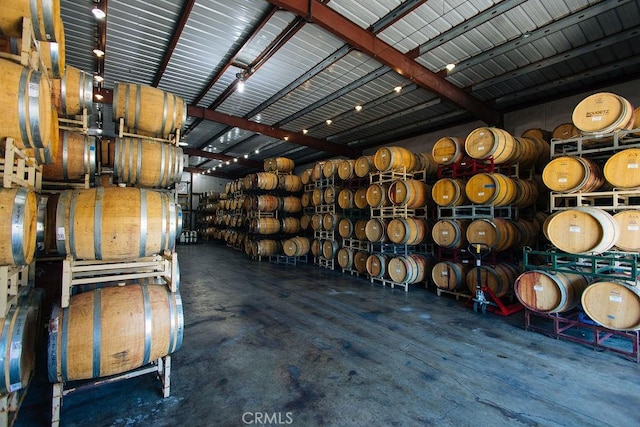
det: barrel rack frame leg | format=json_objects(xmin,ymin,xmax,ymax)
[
  {"xmin": 51, "ymin": 355, "xmax": 171, "ymax": 427},
  {"xmin": 0, "ymin": 386, "xmax": 30, "ymax": 427}
]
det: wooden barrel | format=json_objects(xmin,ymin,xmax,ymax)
[
  {"xmin": 388, "ymin": 179, "xmax": 428, "ymax": 208},
  {"xmin": 113, "ymin": 83, "xmax": 187, "ymax": 138},
  {"xmin": 300, "ymin": 214, "xmax": 311, "ymax": 230},
  {"xmin": 300, "ymin": 192, "xmax": 311, "ymax": 208},
  {"xmin": 465, "ymin": 127, "xmax": 517, "ymax": 164},
  {"xmin": 311, "ymin": 162, "xmax": 324, "ymax": 182},
  {"xmin": 634, "ymin": 106, "xmax": 640, "ymax": 136},
  {"xmin": 55, "ymin": 187, "xmax": 178, "ymax": 260},
  {"xmin": 387, "ymin": 217, "xmax": 426, "ymax": 245},
  {"xmin": 366, "ymin": 254, "xmax": 388, "ymax": 279},
  {"xmin": 50, "ymin": 66, "xmax": 94, "ymax": 116},
  {"xmin": 353, "ymin": 251, "xmax": 368, "ymax": 273},
  {"xmin": 278, "ymin": 174, "xmax": 302, "ymax": 192},
  {"xmin": 465, "ymin": 173, "xmax": 516, "ymax": 206},
  {"xmin": 281, "ymin": 217, "xmax": 301, "ymax": 234},
  {"xmin": 40, "ymin": 31, "xmax": 65, "ymax": 79},
  {"xmin": 513, "ymin": 219, "xmax": 538, "ymax": 248},
  {"xmin": 466, "ymin": 263, "xmax": 519, "ymax": 298},
  {"xmin": 0, "ymin": 59, "xmax": 51, "ymax": 151},
  {"xmin": 388, "ymin": 254, "xmax": 428, "ymax": 284},
  {"xmin": 255, "ymin": 172, "xmax": 279, "ymax": 190},
  {"xmin": 572, "ymin": 92, "xmax": 635, "ymax": 135},
  {"xmin": 337, "ymin": 248, "xmax": 354, "ymax": 269},
  {"xmin": 0, "ymin": 0, "xmax": 64, "ymax": 42},
  {"xmin": 337, "ymin": 189, "xmax": 354, "ymax": 209},
  {"xmin": 542, "ymin": 156, "xmax": 604, "ymax": 193},
  {"xmin": 522, "ymin": 128, "xmax": 552, "ymax": 142},
  {"xmin": 544, "ymin": 207, "xmax": 619, "ymax": 254},
  {"xmin": 311, "ymin": 188, "xmax": 324, "ymax": 206},
  {"xmin": 466, "ymin": 218, "xmax": 518, "ymax": 252},
  {"xmin": 354, "ymin": 188, "xmax": 368, "ymax": 209},
  {"xmin": 253, "ymin": 195, "xmax": 280, "ymax": 212},
  {"xmin": 322, "ymin": 213, "xmax": 339, "ymax": 231},
  {"xmin": 552, "ymin": 123, "xmax": 580, "ymax": 140},
  {"xmin": 366, "ymin": 183, "xmax": 390, "ymax": 208},
  {"xmin": 310, "ymin": 214, "xmax": 323, "ymax": 231},
  {"xmin": 338, "ymin": 218, "xmax": 354, "ymax": 238},
  {"xmin": 300, "ymin": 168, "xmax": 312, "ymax": 185},
  {"xmin": 614, "ymin": 210, "xmax": 640, "ymax": 251},
  {"xmin": 515, "ymin": 270, "xmax": 588, "ymax": 314},
  {"xmin": 354, "ymin": 155, "xmax": 375, "ymax": 177},
  {"xmin": 415, "ymin": 152, "xmax": 438, "ymax": 176},
  {"xmin": 41, "ymin": 131, "xmax": 96, "ymax": 182},
  {"xmin": 281, "ymin": 196, "xmax": 302, "ymax": 213},
  {"xmin": 354, "ymin": 220, "xmax": 368, "ymax": 241},
  {"xmin": 511, "ymin": 179, "xmax": 539, "ymax": 208},
  {"xmin": 283, "ymin": 237, "xmax": 310, "ymax": 256},
  {"xmin": 0, "ymin": 301, "xmax": 38, "ymax": 394},
  {"xmin": 323, "ymin": 187, "xmax": 336, "ymax": 205},
  {"xmin": 512, "ymin": 136, "xmax": 549, "ymax": 169},
  {"xmin": 365, "ymin": 218, "xmax": 388, "ymax": 243},
  {"xmin": 254, "ymin": 239, "xmax": 279, "ymax": 256},
  {"xmin": 251, "ymin": 217, "xmax": 280, "ymax": 235},
  {"xmin": 48, "ymin": 284, "xmax": 184, "ymax": 382},
  {"xmin": 322, "ymin": 240, "xmax": 339, "ymax": 259},
  {"xmin": 432, "ymin": 219, "xmax": 468, "ymax": 249},
  {"xmin": 374, "ymin": 146, "xmax": 416, "ymax": 172},
  {"xmin": 323, "ymin": 159, "xmax": 341, "ymax": 178},
  {"xmin": 310, "ymin": 239, "xmax": 322, "ymax": 257},
  {"xmin": 432, "ymin": 261, "xmax": 470, "ymax": 291},
  {"xmin": 604, "ymin": 148, "xmax": 640, "ymax": 188},
  {"xmin": 112, "ymin": 138, "xmax": 183, "ymax": 188},
  {"xmin": 338, "ymin": 159, "xmax": 356, "ymax": 180},
  {"xmin": 0, "ymin": 188, "xmax": 37, "ymax": 266},
  {"xmin": 264, "ymin": 157, "xmax": 294, "ymax": 173},
  {"xmin": 431, "ymin": 178, "xmax": 467, "ymax": 207},
  {"xmin": 581, "ymin": 280, "xmax": 640, "ymax": 331},
  {"xmin": 431, "ymin": 136, "xmax": 464, "ymax": 165}
]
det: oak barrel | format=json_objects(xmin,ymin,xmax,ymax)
[
  {"xmin": 51, "ymin": 66, "xmax": 94, "ymax": 116},
  {"xmin": 466, "ymin": 218, "xmax": 518, "ymax": 252},
  {"xmin": 281, "ymin": 217, "xmax": 301, "ymax": 234},
  {"xmin": 46, "ymin": 130, "xmax": 98, "ymax": 182},
  {"xmin": 432, "ymin": 219, "xmax": 468, "ymax": 249},
  {"xmin": 387, "ymin": 217, "xmax": 426, "ymax": 245},
  {"xmin": 572, "ymin": 92, "xmax": 635, "ymax": 135},
  {"xmin": 254, "ymin": 240, "xmax": 279, "ymax": 256},
  {"xmin": 514, "ymin": 270, "xmax": 588, "ymax": 314},
  {"xmin": 552, "ymin": 123, "xmax": 580, "ymax": 140},
  {"xmin": 281, "ymin": 196, "xmax": 302, "ymax": 213},
  {"xmin": 366, "ymin": 254, "xmax": 388, "ymax": 279},
  {"xmin": 113, "ymin": 138, "xmax": 183, "ymax": 188},
  {"xmin": 466, "ymin": 263, "xmax": 519, "ymax": 298},
  {"xmin": 603, "ymin": 148, "xmax": 640, "ymax": 188},
  {"xmin": 613, "ymin": 210, "xmax": 640, "ymax": 251},
  {"xmin": 544, "ymin": 207, "xmax": 619, "ymax": 254},
  {"xmin": 0, "ymin": 0, "xmax": 63, "ymax": 42},
  {"xmin": 283, "ymin": 237, "xmax": 309, "ymax": 256},
  {"xmin": 354, "ymin": 188, "xmax": 368, "ymax": 209},
  {"xmin": 582, "ymin": 280, "xmax": 640, "ymax": 331},
  {"xmin": 374, "ymin": 146, "xmax": 416, "ymax": 172},
  {"xmin": 338, "ymin": 218, "xmax": 353, "ymax": 238},
  {"xmin": 365, "ymin": 218, "xmax": 388, "ymax": 243},
  {"xmin": 431, "ymin": 178, "xmax": 467, "ymax": 207},
  {"xmin": 337, "ymin": 189, "xmax": 354, "ymax": 209},
  {"xmin": 251, "ymin": 217, "xmax": 280, "ymax": 235},
  {"xmin": 354, "ymin": 155, "xmax": 375, "ymax": 177},
  {"xmin": 337, "ymin": 248, "xmax": 354, "ymax": 269},
  {"xmin": 322, "ymin": 240, "xmax": 339, "ymax": 259},
  {"xmin": 278, "ymin": 174, "xmax": 302, "ymax": 192},
  {"xmin": 432, "ymin": 261, "xmax": 470, "ymax": 292},
  {"xmin": 366, "ymin": 183, "xmax": 390, "ymax": 208},
  {"xmin": 264, "ymin": 157, "xmax": 294, "ymax": 173},
  {"xmin": 464, "ymin": 127, "xmax": 517, "ymax": 164},
  {"xmin": 0, "ymin": 187, "xmax": 37, "ymax": 266},
  {"xmin": 431, "ymin": 137, "xmax": 464, "ymax": 165},
  {"xmin": 48, "ymin": 284, "xmax": 184, "ymax": 382},
  {"xmin": 388, "ymin": 254, "xmax": 429, "ymax": 284},
  {"xmin": 388, "ymin": 179, "xmax": 428, "ymax": 208},
  {"xmin": 323, "ymin": 187, "xmax": 336, "ymax": 205},
  {"xmin": 353, "ymin": 251, "xmax": 368, "ymax": 274},
  {"xmin": 354, "ymin": 220, "xmax": 368, "ymax": 241},
  {"xmin": 465, "ymin": 173, "xmax": 517, "ymax": 206},
  {"xmin": 338, "ymin": 159, "xmax": 356, "ymax": 180},
  {"xmin": 542, "ymin": 156, "xmax": 604, "ymax": 193}
]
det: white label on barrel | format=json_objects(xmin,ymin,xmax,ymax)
[
  {"xmin": 627, "ymin": 163, "xmax": 638, "ymax": 169},
  {"xmin": 569, "ymin": 226, "xmax": 580, "ymax": 232},
  {"xmin": 609, "ymin": 293, "xmax": 622, "ymax": 303},
  {"xmin": 478, "ymin": 192, "xmax": 485, "ymax": 196},
  {"xmin": 57, "ymin": 227, "xmax": 65, "ymax": 240},
  {"xmin": 441, "ymin": 271, "xmax": 448, "ymax": 276},
  {"xmin": 558, "ymin": 178, "xmax": 567, "ymax": 183},
  {"xmin": 591, "ymin": 116, "xmax": 602, "ymax": 121},
  {"xmin": 442, "ymin": 231, "xmax": 449, "ymax": 235},
  {"xmin": 477, "ymin": 145, "xmax": 484, "ymax": 150},
  {"xmin": 443, "ymin": 195, "xmax": 449, "ymax": 199},
  {"xmin": 534, "ymin": 285, "xmax": 544, "ymax": 291},
  {"xmin": 628, "ymin": 225, "xmax": 639, "ymax": 231},
  {"xmin": 478, "ymin": 231, "xmax": 486, "ymax": 236},
  {"xmin": 443, "ymin": 157, "xmax": 448, "ymax": 161},
  {"xmin": 29, "ymin": 83, "xmax": 39, "ymax": 97}
]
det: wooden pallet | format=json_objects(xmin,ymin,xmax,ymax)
[{"xmin": 0, "ymin": 139, "xmax": 42, "ymax": 190}]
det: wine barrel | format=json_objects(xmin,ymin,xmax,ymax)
[
  {"xmin": 254, "ymin": 240, "xmax": 279, "ymax": 256},
  {"xmin": 255, "ymin": 172, "xmax": 279, "ymax": 191},
  {"xmin": 511, "ymin": 179, "xmax": 539, "ymax": 208},
  {"xmin": 300, "ymin": 192, "xmax": 311, "ymax": 208},
  {"xmin": 614, "ymin": 210, "xmax": 640, "ymax": 251},
  {"xmin": 634, "ymin": 106, "xmax": 640, "ymax": 136},
  {"xmin": 311, "ymin": 162, "xmax": 324, "ymax": 182},
  {"xmin": 374, "ymin": 146, "xmax": 416, "ymax": 172},
  {"xmin": 281, "ymin": 196, "xmax": 302, "ymax": 213},
  {"xmin": 415, "ymin": 152, "xmax": 438, "ymax": 175},
  {"xmin": 581, "ymin": 280, "xmax": 640, "ymax": 331},
  {"xmin": 253, "ymin": 195, "xmax": 280, "ymax": 212},
  {"xmin": 323, "ymin": 187, "xmax": 336, "ymax": 205},
  {"xmin": 310, "ymin": 239, "xmax": 321, "ymax": 257},
  {"xmin": 322, "ymin": 213, "xmax": 339, "ymax": 231},
  {"xmin": 300, "ymin": 214, "xmax": 311, "ymax": 231},
  {"xmin": 366, "ymin": 184, "xmax": 390, "ymax": 208},
  {"xmin": 466, "ymin": 263, "xmax": 520, "ymax": 298},
  {"xmin": 522, "ymin": 128, "xmax": 552, "ymax": 143},
  {"xmin": 604, "ymin": 148, "xmax": 640, "ymax": 188},
  {"xmin": 0, "ymin": 59, "xmax": 51, "ymax": 151},
  {"xmin": 283, "ymin": 237, "xmax": 310, "ymax": 256},
  {"xmin": 0, "ymin": 301, "xmax": 38, "ymax": 393},
  {"xmin": 572, "ymin": 92, "xmax": 635, "ymax": 135},
  {"xmin": 431, "ymin": 137, "xmax": 464, "ymax": 165},
  {"xmin": 542, "ymin": 156, "xmax": 604, "ymax": 193},
  {"xmin": 48, "ymin": 284, "xmax": 184, "ymax": 382},
  {"xmin": 354, "ymin": 188, "xmax": 368, "ymax": 209},
  {"xmin": 514, "ymin": 270, "xmax": 588, "ymax": 314},
  {"xmin": 113, "ymin": 138, "xmax": 183, "ymax": 188},
  {"xmin": 311, "ymin": 188, "xmax": 324, "ymax": 206},
  {"xmin": 338, "ymin": 218, "xmax": 354, "ymax": 238},
  {"xmin": 113, "ymin": 83, "xmax": 187, "ymax": 138},
  {"xmin": 281, "ymin": 217, "xmax": 301, "ymax": 234},
  {"xmin": 0, "ymin": 188, "xmax": 37, "ymax": 266},
  {"xmin": 55, "ymin": 187, "xmax": 178, "ymax": 260},
  {"xmin": 388, "ymin": 179, "xmax": 428, "ymax": 208},
  {"xmin": 310, "ymin": 214, "xmax": 323, "ymax": 231},
  {"xmin": 544, "ymin": 207, "xmax": 619, "ymax": 254},
  {"xmin": 337, "ymin": 189, "xmax": 354, "ymax": 209},
  {"xmin": 513, "ymin": 136, "xmax": 549, "ymax": 169},
  {"xmin": 353, "ymin": 251, "xmax": 368, "ymax": 274},
  {"xmin": 51, "ymin": 66, "xmax": 94, "ymax": 116},
  {"xmin": 323, "ymin": 159, "xmax": 341, "ymax": 178},
  {"xmin": 432, "ymin": 219, "xmax": 468, "ymax": 249},
  {"xmin": 354, "ymin": 220, "xmax": 368, "ymax": 241},
  {"xmin": 465, "ymin": 173, "xmax": 516, "ymax": 206},
  {"xmin": 432, "ymin": 261, "xmax": 470, "ymax": 292},
  {"xmin": 251, "ymin": 217, "xmax": 280, "ymax": 235},
  {"xmin": 387, "ymin": 217, "xmax": 426, "ymax": 245},
  {"xmin": 300, "ymin": 168, "xmax": 312, "ymax": 185},
  {"xmin": 264, "ymin": 157, "xmax": 294, "ymax": 173},
  {"xmin": 337, "ymin": 248, "xmax": 354, "ymax": 269},
  {"xmin": 466, "ymin": 218, "xmax": 518, "ymax": 252},
  {"xmin": 365, "ymin": 218, "xmax": 388, "ymax": 243},
  {"xmin": 354, "ymin": 155, "xmax": 375, "ymax": 177},
  {"xmin": 322, "ymin": 240, "xmax": 339, "ymax": 259},
  {"xmin": 552, "ymin": 123, "xmax": 579, "ymax": 140},
  {"xmin": 388, "ymin": 254, "xmax": 429, "ymax": 284},
  {"xmin": 431, "ymin": 178, "xmax": 467, "ymax": 207},
  {"xmin": 338, "ymin": 159, "xmax": 356, "ymax": 180},
  {"xmin": 366, "ymin": 254, "xmax": 388, "ymax": 279},
  {"xmin": 0, "ymin": 0, "xmax": 64, "ymax": 42},
  {"xmin": 465, "ymin": 127, "xmax": 517, "ymax": 164},
  {"xmin": 278, "ymin": 174, "xmax": 302, "ymax": 192}
]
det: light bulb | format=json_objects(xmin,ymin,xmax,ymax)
[
  {"xmin": 93, "ymin": 48, "xmax": 104, "ymax": 57},
  {"xmin": 92, "ymin": 7, "xmax": 106, "ymax": 19}
]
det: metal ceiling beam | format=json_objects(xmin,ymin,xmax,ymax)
[
  {"xmin": 152, "ymin": 0, "xmax": 196, "ymax": 87},
  {"xmin": 182, "ymin": 147, "xmax": 263, "ymax": 169},
  {"xmin": 184, "ymin": 166, "xmax": 233, "ymax": 179},
  {"xmin": 370, "ymin": 0, "xmax": 426, "ymax": 34},
  {"xmin": 268, "ymin": 0, "xmax": 502, "ymax": 127},
  {"xmin": 188, "ymin": 105, "xmax": 361, "ymax": 158}
]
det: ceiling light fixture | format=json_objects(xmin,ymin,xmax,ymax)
[
  {"xmin": 178, "ymin": 141, "xmax": 188, "ymax": 147},
  {"xmin": 302, "ymin": 129, "xmax": 308, "ymax": 134},
  {"xmin": 94, "ymin": 74, "xmax": 104, "ymax": 83},
  {"xmin": 234, "ymin": 158, "xmax": 238, "ymax": 162},
  {"xmin": 283, "ymin": 136, "xmax": 289, "ymax": 141},
  {"xmin": 226, "ymin": 161, "xmax": 230, "ymax": 165},
  {"xmin": 355, "ymin": 105, "xmax": 363, "ymax": 112},
  {"xmin": 394, "ymin": 86, "xmax": 402, "ymax": 93},
  {"xmin": 326, "ymin": 119, "xmax": 332, "ymax": 125},
  {"xmin": 236, "ymin": 72, "xmax": 246, "ymax": 93},
  {"xmin": 93, "ymin": 48, "xmax": 105, "ymax": 57},
  {"xmin": 92, "ymin": 6, "xmax": 106, "ymax": 19},
  {"xmin": 95, "ymin": 93, "xmax": 104, "ymax": 101},
  {"xmin": 445, "ymin": 63, "xmax": 456, "ymax": 71},
  {"xmin": 244, "ymin": 154, "xmax": 249, "ymax": 159},
  {"xmin": 255, "ymin": 149, "xmax": 260, "ymax": 154}
]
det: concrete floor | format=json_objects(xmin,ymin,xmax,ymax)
[{"xmin": 18, "ymin": 243, "xmax": 640, "ymax": 426}]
